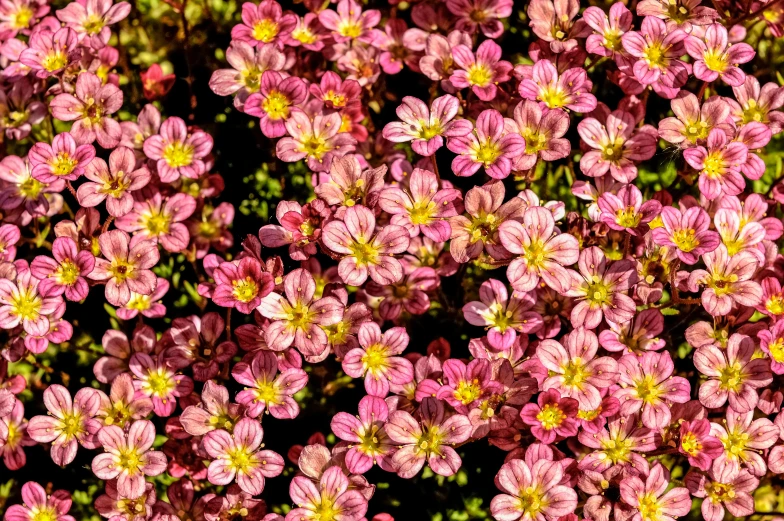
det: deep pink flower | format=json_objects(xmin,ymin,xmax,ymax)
[
  {"xmin": 685, "ymin": 24, "xmax": 755, "ymax": 86},
  {"xmin": 318, "ymin": 0, "xmax": 379, "ymax": 43},
  {"xmin": 19, "ymin": 27, "xmax": 77, "ymax": 78},
  {"xmin": 143, "ymin": 117, "xmax": 213, "ymax": 182},
  {"xmin": 520, "ymin": 389, "xmax": 579, "ymax": 443},
  {"xmin": 518, "ymin": 60, "xmax": 597, "ymax": 112},
  {"xmin": 678, "ymin": 419, "xmax": 724, "ymax": 471},
  {"xmin": 129, "ymin": 352, "xmax": 194, "ymax": 417},
  {"xmin": 244, "ymin": 71, "xmax": 307, "ymax": 138},
  {"xmin": 684, "ymin": 128, "xmax": 748, "ymax": 199},
  {"xmin": 212, "ymin": 257, "xmax": 275, "ymax": 314},
  {"xmin": 760, "ymin": 320, "xmax": 784, "ymax": 374},
  {"xmin": 29, "ymin": 132, "xmax": 95, "ymax": 183},
  {"xmin": 233, "ymin": 350, "xmax": 308, "ymax": 419},
  {"xmin": 621, "ymin": 16, "xmax": 689, "ymax": 98},
  {"xmin": 342, "ymin": 322, "xmax": 414, "ymax": 397},
  {"xmin": 0, "ymin": 399, "xmax": 35, "ymax": 469},
  {"xmin": 30, "ymin": 236, "xmax": 94, "ymax": 301},
  {"xmin": 49, "ymin": 72, "xmax": 122, "ymax": 148},
  {"xmin": 27, "ymin": 384, "xmax": 101, "ymax": 466},
  {"xmin": 446, "ymin": 0, "xmax": 512, "ymax": 38},
  {"xmin": 231, "ymin": 0, "xmax": 296, "ymax": 47},
  {"xmin": 598, "ymin": 183, "xmax": 662, "ymax": 235},
  {"xmin": 652, "ymin": 205, "xmax": 720, "ymax": 264},
  {"xmin": 91, "ymin": 420, "xmax": 166, "ymax": 499},
  {"xmin": 203, "ymin": 418, "xmax": 284, "ymax": 495},
  {"xmin": 447, "ymin": 109, "xmax": 525, "ymax": 179},
  {"xmin": 115, "ymin": 192, "xmax": 196, "ymax": 253},
  {"xmin": 3, "ymin": 482, "xmax": 75, "ymax": 521},
  {"xmin": 687, "ymin": 465, "xmax": 757, "ymax": 521},
  {"xmin": 450, "ymin": 40, "xmax": 512, "ymax": 101}
]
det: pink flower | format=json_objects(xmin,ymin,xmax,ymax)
[
  {"xmin": 3, "ymin": 482, "xmax": 75, "ymax": 521},
  {"xmin": 504, "ymin": 99, "xmax": 571, "ymax": 171},
  {"xmin": 0, "ymin": 269, "xmax": 63, "ymax": 337},
  {"xmin": 450, "ymin": 40, "xmax": 513, "ymax": 101},
  {"xmin": 463, "ymin": 279, "xmax": 543, "ymax": 349},
  {"xmin": 382, "ymin": 95, "xmax": 471, "ymax": 157},
  {"xmin": 318, "ymin": 0, "xmax": 380, "ymax": 43},
  {"xmin": 619, "ymin": 463, "xmax": 691, "ymax": 521},
  {"xmin": 447, "ymin": 109, "xmax": 525, "ymax": 179},
  {"xmin": 729, "ymin": 75, "xmax": 784, "ymax": 134},
  {"xmin": 450, "ymin": 186, "xmax": 523, "ymax": 262},
  {"xmin": 0, "ymin": 224, "xmax": 20, "ymax": 261},
  {"xmin": 49, "ymin": 72, "xmax": 123, "ymax": 148},
  {"xmin": 652, "ymin": 205, "xmax": 720, "ymax": 264},
  {"xmin": 322, "ymin": 205, "xmax": 409, "ymax": 286},
  {"xmin": 711, "ymin": 410, "xmax": 778, "ymax": 476},
  {"xmin": 257, "ymin": 268, "xmax": 343, "ymax": 357},
  {"xmin": 621, "ymin": 16, "xmax": 689, "ymax": 98},
  {"xmin": 129, "ymin": 352, "xmax": 193, "ymax": 417},
  {"xmin": 244, "ymin": 71, "xmax": 307, "ymax": 138},
  {"xmin": 578, "ymin": 110, "xmax": 658, "ymax": 182},
  {"xmin": 687, "ymin": 245, "xmax": 762, "ymax": 316},
  {"xmin": 88, "ymin": 230, "xmax": 158, "ymax": 307},
  {"xmin": 578, "ymin": 414, "xmax": 657, "ymax": 471},
  {"xmin": 694, "ymin": 333, "xmax": 772, "ymax": 412},
  {"xmin": 208, "ymin": 41, "xmax": 285, "ymax": 101},
  {"xmin": 94, "ymin": 373, "xmax": 153, "ymax": 428},
  {"xmin": 30, "ymin": 237, "xmax": 94, "ymax": 301},
  {"xmin": 499, "ymin": 206, "xmax": 579, "ymax": 292},
  {"xmin": 76, "ymin": 146, "xmax": 151, "ymax": 217},
  {"xmin": 330, "ymin": 395, "xmax": 395, "ymax": 474},
  {"xmin": 599, "ymin": 308, "xmax": 666, "ymax": 354},
  {"xmin": 520, "ymin": 389, "xmax": 579, "ymax": 443},
  {"xmin": 684, "ymin": 130, "xmax": 748, "ymax": 200},
  {"xmin": 437, "ymin": 358, "xmax": 500, "ymax": 413},
  {"xmin": 686, "ymin": 465, "xmax": 758, "ymax": 521},
  {"xmin": 212, "ymin": 257, "xmax": 275, "ymax": 314},
  {"xmin": 446, "ymin": 0, "xmax": 512, "ymax": 38},
  {"xmin": 91, "ymin": 420, "xmax": 166, "ymax": 499},
  {"xmin": 378, "ymin": 168, "xmax": 462, "ymax": 241},
  {"xmin": 583, "ymin": 4, "xmax": 633, "ymax": 60},
  {"xmin": 598, "ymin": 183, "xmax": 662, "ymax": 235},
  {"xmin": 115, "ymin": 192, "xmax": 197, "ymax": 253},
  {"xmin": 537, "ymin": 327, "xmax": 618, "ymax": 408},
  {"xmin": 56, "ymin": 0, "xmax": 130, "ymax": 48},
  {"xmin": 0, "ymin": 399, "xmax": 35, "ymax": 470},
  {"xmin": 678, "ymin": 419, "xmax": 724, "ymax": 471},
  {"xmin": 419, "ymin": 31, "xmax": 472, "ymax": 90},
  {"xmin": 685, "ymin": 24, "xmax": 755, "ymax": 86},
  {"xmin": 615, "ymin": 351, "xmax": 691, "ymax": 429},
  {"xmin": 386, "ymin": 398, "xmax": 471, "ymax": 478},
  {"xmin": 564, "ymin": 246, "xmax": 637, "ymax": 328},
  {"xmin": 286, "ymin": 466, "xmax": 368, "ymax": 521},
  {"xmin": 365, "ymin": 266, "xmax": 439, "ymax": 321},
  {"xmin": 19, "ymin": 27, "xmax": 77, "ymax": 78},
  {"xmin": 518, "ymin": 60, "xmax": 597, "ymax": 112},
  {"xmin": 203, "ymin": 418, "xmax": 283, "ymax": 496},
  {"xmin": 29, "ymin": 132, "xmax": 95, "ymax": 183},
  {"xmin": 233, "ymin": 350, "xmax": 308, "ymax": 419},
  {"xmin": 27, "ymin": 384, "xmax": 101, "ymax": 466},
  {"xmin": 165, "ymin": 312, "xmax": 236, "ymax": 381},
  {"xmin": 0, "ymin": 0, "xmax": 49, "ymax": 39},
  {"xmin": 490, "ymin": 459, "xmax": 578, "ymax": 521},
  {"xmin": 275, "ymin": 108, "xmax": 356, "ymax": 172},
  {"xmin": 143, "ymin": 117, "xmax": 213, "ymax": 182},
  {"xmin": 231, "ymin": 0, "xmax": 296, "ymax": 47},
  {"xmin": 342, "ymin": 322, "xmax": 414, "ymax": 397},
  {"xmin": 180, "ymin": 380, "xmax": 242, "ymax": 436},
  {"xmin": 314, "ymin": 154, "xmax": 385, "ymax": 209},
  {"xmin": 760, "ymin": 320, "xmax": 784, "ymax": 374},
  {"xmin": 658, "ymin": 93, "xmax": 732, "ymax": 146}
]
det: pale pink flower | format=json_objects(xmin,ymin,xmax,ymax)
[
  {"xmin": 381, "ymin": 95, "xmax": 472, "ymax": 157},
  {"xmin": 450, "ymin": 40, "xmax": 513, "ymax": 101},
  {"xmin": 286, "ymin": 467, "xmax": 368, "ymax": 521},
  {"xmin": 447, "ymin": 109, "xmax": 525, "ymax": 179},
  {"xmin": 275, "ymin": 108, "xmax": 356, "ymax": 172},
  {"xmin": 49, "ymin": 72, "xmax": 123, "ymax": 148},
  {"xmin": 3, "ymin": 482, "xmax": 75, "ymax": 521},
  {"xmin": 143, "ymin": 117, "xmax": 213, "ymax": 182},
  {"xmin": 56, "ymin": 0, "xmax": 130, "ymax": 48},
  {"xmin": 490, "ymin": 458, "xmax": 578, "ymax": 521},
  {"xmin": 342, "ymin": 322, "xmax": 414, "ymax": 397},
  {"xmin": 88, "ymin": 230, "xmax": 158, "ymax": 307},
  {"xmin": 685, "ymin": 24, "xmax": 755, "ymax": 86},
  {"xmin": 76, "ymin": 146, "xmax": 151, "ymax": 217},
  {"xmin": 233, "ymin": 350, "xmax": 308, "ymax": 419},
  {"xmin": 518, "ymin": 60, "xmax": 597, "ymax": 112}
]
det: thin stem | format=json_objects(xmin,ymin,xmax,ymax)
[
  {"xmin": 225, "ymin": 308, "xmax": 232, "ymax": 341},
  {"xmin": 431, "ymin": 154, "xmax": 441, "ymax": 187},
  {"xmin": 728, "ymin": 0, "xmax": 784, "ymax": 25}
]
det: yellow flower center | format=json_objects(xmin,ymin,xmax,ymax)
[
  {"xmin": 418, "ymin": 120, "xmax": 442, "ymax": 140},
  {"xmin": 362, "ymin": 343, "xmax": 389, "ymax": 373},
  {"xmin": 83, "ymin": 14, "xmax": 105, "ymax": 35},
  {"xmin": 253, "ymin": 378, "xmax": 280, "ymax": 404},
  {"xmin": 226, "ymin": 446, "xmax": 253, "ymax": 474},
  {"xmin": 539, "ymin": 86, "xmax": 569, "ymax": 109},
  {"xmin": 292, "ymin": 26, "xmax": 317, "ymax": 45},
  {"xmin": 232, "ymin": 276, "xmax": 259, "ymax": 303},
  {"xmin": 706, "ymin": 482, "xmax": 736, "ymax": 503},
  {"xmin": 562, "ymin": 358, "xmax": 587, "ymax": 388},
  {"xmin": 337, "ymin": 20, "xmax": 363, "ymax": 38},
  {"xmin": 638, "ymin": 492, "xmax": 663, "ymax": 521},
  {"xmin": 109, "ymin": 260, "xmax": 133, "ymax": 283},
  {"xmin": 718, "ymin": 362, "xmax": 744, "ymax": 392},
  {"xmin": 117, "ymin": 446, "xmax": 143, "ymax": 475},
  {"xmin": 615, "ymin": 206, "xmax": 640, "ymax": 229},
  {"xmin": 19, "ymin": 177, "xmax": 43, "ymax": 199},
  {"xmin": 703, "ymin": 50, "xmax": 728, "ymax": 72},
  {"xmin": 42, "ymin": 50, "xmax": 68, "ymax": 72},
  {"xmin": 634, "ymin": 375, "xmax": 663, "ymax": 404},
  {"xmin": 767, "ymin": 338, "xmax": 784, "ymax": 363},
  {"xmin": 56, "ymin": 259, "xmax": 81, "ymax": 286},
  {"xmin": 10, "ymin": 6, "xmax": 33, "ymax": 29},
  {"xmin": 672, "ymin": 228, "xmax": 699, "ymax": 252},
  {"xmin": 702, "ymin": 152, "xmax": 725, "ymax": 179},
  {"xmin": 30, "ymin": 507, "xmax": 58, "ymax": 521},
  {"xmin": 252, "ymin": 19, "xmax": 279, "ymax": 42},
  {"xmin": 349, "ymin": 240, "xmax": 380, "ymax": 267},
  {"xmin": 536, "ymin": 403, "xmax": 566, "ymax": 430},
  {"xmin": 162, "ymin": 141, "xmax": 195, "ymax": 168},
  {"xmin": 765, "ymin": 295, "xmax": 784, "ymax": 316},
  {"xmin": 60, "ymin": 411, "xmax": 83, "ymax": 438},
  {"xmin": 409, "ymin": 200, "xmax": 436, "ymax": 225},
  {"xmin": 50, "ymin": 152, "xmax": 78, "ymax": 177},
  {"xmin": 262, "ymin": 90, "xmax": 290, "ymax": 120},
  {"xmin": 466, "ymin": 64, "xmax": 492, "ymax": 87},
  {"xmin": 145, "ymin": 367, "xmax": 175, "ymax": 397},
  {"xmin": 474, "ymin": 141, "xmax": 502, "ymax": 165},
  {"xmin": 143, "ymin": 211, "xmax": 171, "ymax": 236},
  {"xmin": 643, "ymin": 43, "xmax": 667, "ymax": 69},
  {"xmin": 516, "ymin": 485, "xmax": 548, "ymax": 519},
  {"xmin": 681, "ymin": 431, "xmax": 702, "ymax": 456},
  {"xmin": 454, "ymin": 379, "xmax": 482, "ymax": 405},
  {"xmin": 301, "ymin": 134, "xmax": 331, "ymax": 159}
]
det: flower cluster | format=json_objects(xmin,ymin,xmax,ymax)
[{"xmin": 3, "ymin": 0, "xmax": 784, "ymax": 520}]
